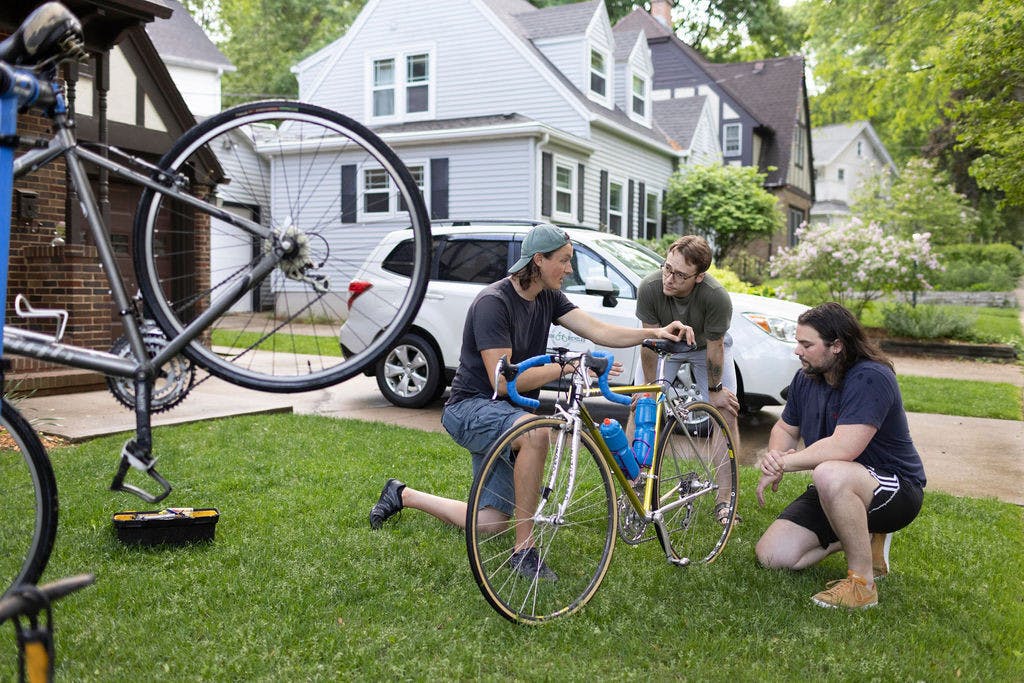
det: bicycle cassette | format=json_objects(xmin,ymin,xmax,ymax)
[{"xmin": 106, "ymin": 323, "xmax": 195, "ymax": 413}]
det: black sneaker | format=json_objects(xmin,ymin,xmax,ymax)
[
  {"xmin": 509, "ymin": 547, "xmax": 558, "ymax": 582},
  {"xmin": 369, "ymin": 478, "xmax": 405, "ymax": 530}
]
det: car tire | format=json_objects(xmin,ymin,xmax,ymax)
[{"xmin": 375, "ymin": 333, "xmax": 445, "ymax": 408}]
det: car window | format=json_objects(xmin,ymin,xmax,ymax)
[
  {"xmin": 381, "ymin": 236, "xmax": 445, "ymax": 277},
  {"xmin": 593, "ymin": 238, "xmax": 662, "ymax": 280},
  {"xmin": 562, "ymin": 244, "xmax": 635, "ymax": 299},
  {"xmin": 437, "ymin": 239, "xmax": 509, "ymax": 284}
]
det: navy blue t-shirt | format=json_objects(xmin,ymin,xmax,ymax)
[
  {"xmin": 447, "ymin": 279, "xmax": 577, "ymax": 405},
  {"xmin": 780, "ymin": 360, "xmax": 926, "ymax": 487}
]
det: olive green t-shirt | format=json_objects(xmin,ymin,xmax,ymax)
[{"xmin": 635, "ymin": 271, "xmax": 732, "ymax": 349}]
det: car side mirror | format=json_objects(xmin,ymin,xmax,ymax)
[{"xmin": 584, "ymin": 276, "xmax": 618, "ymax": 308}]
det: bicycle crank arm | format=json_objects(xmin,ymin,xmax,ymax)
[{"xmin": 110, "ymin": 439, "xmax": 172, "ymax": 503}]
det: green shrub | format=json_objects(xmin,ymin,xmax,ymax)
[
  {"xmin": 937, "ymin": 243, "xmax": 1024, "ymax": 282},
  {"xmin": 881, "ymin": 303, "xmax": 976, "ymax": 339},
  {"xmin": 933, "ymin": 261, "xmax": 1017, "ymax": 291}
]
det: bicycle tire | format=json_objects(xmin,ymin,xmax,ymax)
[
  {"xmin": 133, "ymin": 101, "xmax": 431, "ymax": 392},
  {"xmin": 466, "ymin": 416, "xmax": 616, "ymax": 625},
  {"xmin": 653, "ymin": 400, "xmax": 737, "ymax": 565},
  {"xmin": 0, "ymin": 398, "xmax": 58, "ymax": 598}
]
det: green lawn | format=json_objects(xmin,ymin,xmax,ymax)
[
  {"xmin": 898, "ymin": 375, "xmax": 1023, "ymax": 420},
  {"xmin": 211, "ymin": 329, "xmax": 343, "ymax": 356},
  {"xmin": 11, "ymin": 415, "xmax": 1023, "ymax": 681}
]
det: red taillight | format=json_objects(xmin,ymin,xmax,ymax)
[{"xmin": 347, "ymin": 280, "xmax": 373, "ymax": 309}]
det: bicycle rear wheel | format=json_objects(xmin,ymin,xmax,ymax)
[
  {"xmin": 466, "ymin": 416, "xmax": 616, "ymax": 625},
  {"xmin": 653, "ymin": 401, "xmax": 737, "ymax": 564},
  {"xmin": 0, "ymin": 398, "xmax": 57, "ymax": 597},
  {"xmin": 133, "ymin": 101, "xmax": 431, "ymax": 392}
]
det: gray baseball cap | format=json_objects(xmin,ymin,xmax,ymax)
[{"xmin": 508, "ymin": 224, "xmax": 571, "ymax": 274}]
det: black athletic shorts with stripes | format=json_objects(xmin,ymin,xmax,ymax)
[{"xmin": 778, "ymin": 466, "xmax": 925, "ymax": 549}]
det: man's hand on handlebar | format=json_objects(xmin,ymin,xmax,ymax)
[{"xmin": 655, "ymin": 320, "xmax": 695, "ymax": 346}]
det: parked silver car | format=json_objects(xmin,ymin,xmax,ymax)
[{"xmin": 340, "ymin": 222, "xmax": 807, "ymax": 410}]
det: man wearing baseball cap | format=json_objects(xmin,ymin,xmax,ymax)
[{"xmin": 370, "ymin": 223, "xmax": 692, "ymax": 581}]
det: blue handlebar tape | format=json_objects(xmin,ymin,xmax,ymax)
[
  {"xmin": 504, "ymin": 354, "xmax": 551, "ymax": 409},
  {"xmin": 592, "ymin": 351, "xmax": 631, "ymax": 406}
]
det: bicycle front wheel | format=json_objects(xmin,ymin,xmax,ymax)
[
  {"xmin": 133, "ymin": 101, "xmax": 431, "ymax": 392},
  {"xmin": 653, "ymin": 401, "xmax": 737, "ymax": 565},
  {"xmin": 466, "ymin": 416, "xmax": 617, "ymax": 625},
  {"xmin": 0, "ymin": 398, "xmax": 57, "ymax": 597}
]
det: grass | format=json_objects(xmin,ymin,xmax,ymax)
[
  {"xmin": 7, "ymin": 414, "xmax": 1023, "ymax": 681},
  {"xmin": 898, "ymin": 375, "xmax": 1023, "ymax": 420},
  {"xmin": 211, "ymin": 330, "xmax": 343, "ymax": 356}
]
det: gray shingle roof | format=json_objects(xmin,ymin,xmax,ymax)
[
  {"xmin": 146, "ymin": 0, "xmax": 233, "ymax": 70},
  {"xmin": 512, "ymin": 0, "xmax": 601, "ymax": 40},
  {"xmin": 705, "ymin": 56, "xmax": 807, "ymax": 185},
  {"xmin": 653, "ymin": 96, "xmax": 706, "ymax": 150}
]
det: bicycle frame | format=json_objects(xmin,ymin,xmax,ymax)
[
  {"xmin": 516, "ymin": 350, "xmax": 723, "ymax": 565},
  {"xmin": 1, "ymin": 66, "xmax": 284, "ymax": 502}
]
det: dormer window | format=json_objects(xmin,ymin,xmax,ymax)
[
  {"xmin": 590, "ymin": 48, "xmax": 608, "ymax": 97},
  {"xmin": 368, "ymin": 49, "xmax": 434, "ymax": 122},
  {"xmin": 631, "ymin": 74, "xmax": 646, "ymax": 117}
]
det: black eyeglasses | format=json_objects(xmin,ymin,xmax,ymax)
[{"xmin": 661, "ymin": 263, "xmax": 699, "ymax": 282}]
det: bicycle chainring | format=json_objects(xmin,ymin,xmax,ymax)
[
  {"xmin": 616, "ymin": 482, "xmax": 652, "ymax": 545},
  {"xmin": 106, "ymin": 323, "xmax": 196, "ymax": 413}
]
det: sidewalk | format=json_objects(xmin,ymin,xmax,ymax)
[{"xmin": 16, "ymin": 361, "xmax": 1024, "ymax": 506}]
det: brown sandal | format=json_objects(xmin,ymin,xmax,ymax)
[{"xmin": 714, "ymin": 502, "xmax": 741, "ymax": 526}]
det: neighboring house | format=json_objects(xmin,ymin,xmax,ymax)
[
  {"xmin": 810, "ymin": 120, "xmax": 896, "ymax": 226},
  {"xmin": 146, "ymin": 0, "xmax": 234, "ymax": 117},
  {"xmin": 3, "ymin": 0, "xmax": 212, "ymax": 393},
  {"xmin": 290, "ymin": 0, "xmax": 720, "ymax": 256},
  {"xmin": 616, "ymin": 2, "xmax": 815, "ymax": 258}
]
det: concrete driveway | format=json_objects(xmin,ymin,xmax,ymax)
[{"xmin": 19, "ymin": 354, "xmax": 1023, "ymax": 506}]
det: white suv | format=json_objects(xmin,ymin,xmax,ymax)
[{"xmin": 340, "ymin": 222, "xmax": 807, "ymax": 410}]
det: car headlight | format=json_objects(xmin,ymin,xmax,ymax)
[{"xmin": 742, "ymin": 313, "xmax": 798, "ymax": 342}]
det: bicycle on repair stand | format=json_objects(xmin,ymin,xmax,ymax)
[{"xmin": 1, "ymin": 1, "xmax": 432, "ymax": 596}]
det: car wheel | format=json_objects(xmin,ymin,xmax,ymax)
[{"xmin": 375, "ymin": 333, "xmax": 444, "ymax": 408}]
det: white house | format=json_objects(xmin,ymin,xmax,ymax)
[
  {"xmin": 810, "ymin": 121, "xmax": 896, "ymax": 226},
  {"xmin": 146, "ymin": 0, "xmax": 234, "ymax": 116},
  {"xmin": 290, "ymin": 0, "xmax": 719, "ymax": 242}
]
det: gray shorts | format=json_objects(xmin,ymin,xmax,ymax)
[
  {"xmin": 441, "ymin": 397, "xmax": 527, "ymax": 516},
  {"xmin": 635, "ymin": 334, "xmax": 736, "ymax": 401}
]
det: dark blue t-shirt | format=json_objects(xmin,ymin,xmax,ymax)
[
  {"xmin": 447, "ymin": 278, "xmax": 577, "ymax": 405},
  {"xmin": 780, "ymin": 360, "xmax": 926, "ymax": 487}
]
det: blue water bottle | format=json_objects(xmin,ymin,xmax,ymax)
[
  {"xmin": 633, "ymin": 393, "xmax": 657, "ymax": 467},
  {"xmin": 599, "ymin": 418, "xmax": 639, "ymax": 479}
]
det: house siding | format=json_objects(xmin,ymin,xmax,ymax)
[
  {"xmin": 299, "ymin": 0, "xmax": 591, "ymax": 138},
  {"xmin": 584, "ymin": 127, "xmax": 674, "ymax": 237}
]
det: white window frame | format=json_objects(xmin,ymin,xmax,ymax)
[
  {"xmin": 629, "ymin": 70, "xmax": 651, "ymax": 124},
  {"xmin": 359, "ymin": 162, "xmax": 428, "ymax": 221},
  {"xmin": 607, "ymin": 178, "xmax": 624, "ymax": 235},
  {"xmin": 365, "ymin": 47, "xmax": 435, "ymax": 123},
  {"xmin": 553, "ymin": 158, "xmax": 577, "ymax": 222},
  {"xmin": 588, "ymin": 46, "xmax": 610, "ymax": 105},
  {"xmin": 724, "ymin": 122, "xmax": 742, "ymax": 156},
  {"xmin": 644, "ymin": 190, "xmax": 659, "ymax": 238}
]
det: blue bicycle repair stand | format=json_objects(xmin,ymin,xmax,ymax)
[{"xmin": 0, "ymin": 92, "xmax": 15, "ymax": 356}]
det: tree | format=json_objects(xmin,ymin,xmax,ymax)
[
  {"xmin": 662, "ymin": 164, "xmax": 782, "ymax": 263},
  {"xmin": 851, "ymin": 158, "xmax": 980, "ymax": 245},
  {"xmin": 183, "ymin": 0, "xmax": 361, "ymax": 104},
  {"xmin": 942, "ymin": 0, "xmax": 1024, "ymax": 208}
]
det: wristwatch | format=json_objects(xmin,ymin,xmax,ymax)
[{"xmin": 709, "ymin": 382, "xmax": 723, "ymax": 393}]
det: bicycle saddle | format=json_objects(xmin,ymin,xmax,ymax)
[
  {"xmin": 642, "ymin": 339, "xmax": 697, "ymax": 354},
  {"xmin": 0, "ymin": 2, "xmax": 85, "ymax": 66}
]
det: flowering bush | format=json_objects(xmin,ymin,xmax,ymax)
[{"xmin": 769, "ymin": 218, "xmax": 942, "ymax": 317}]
